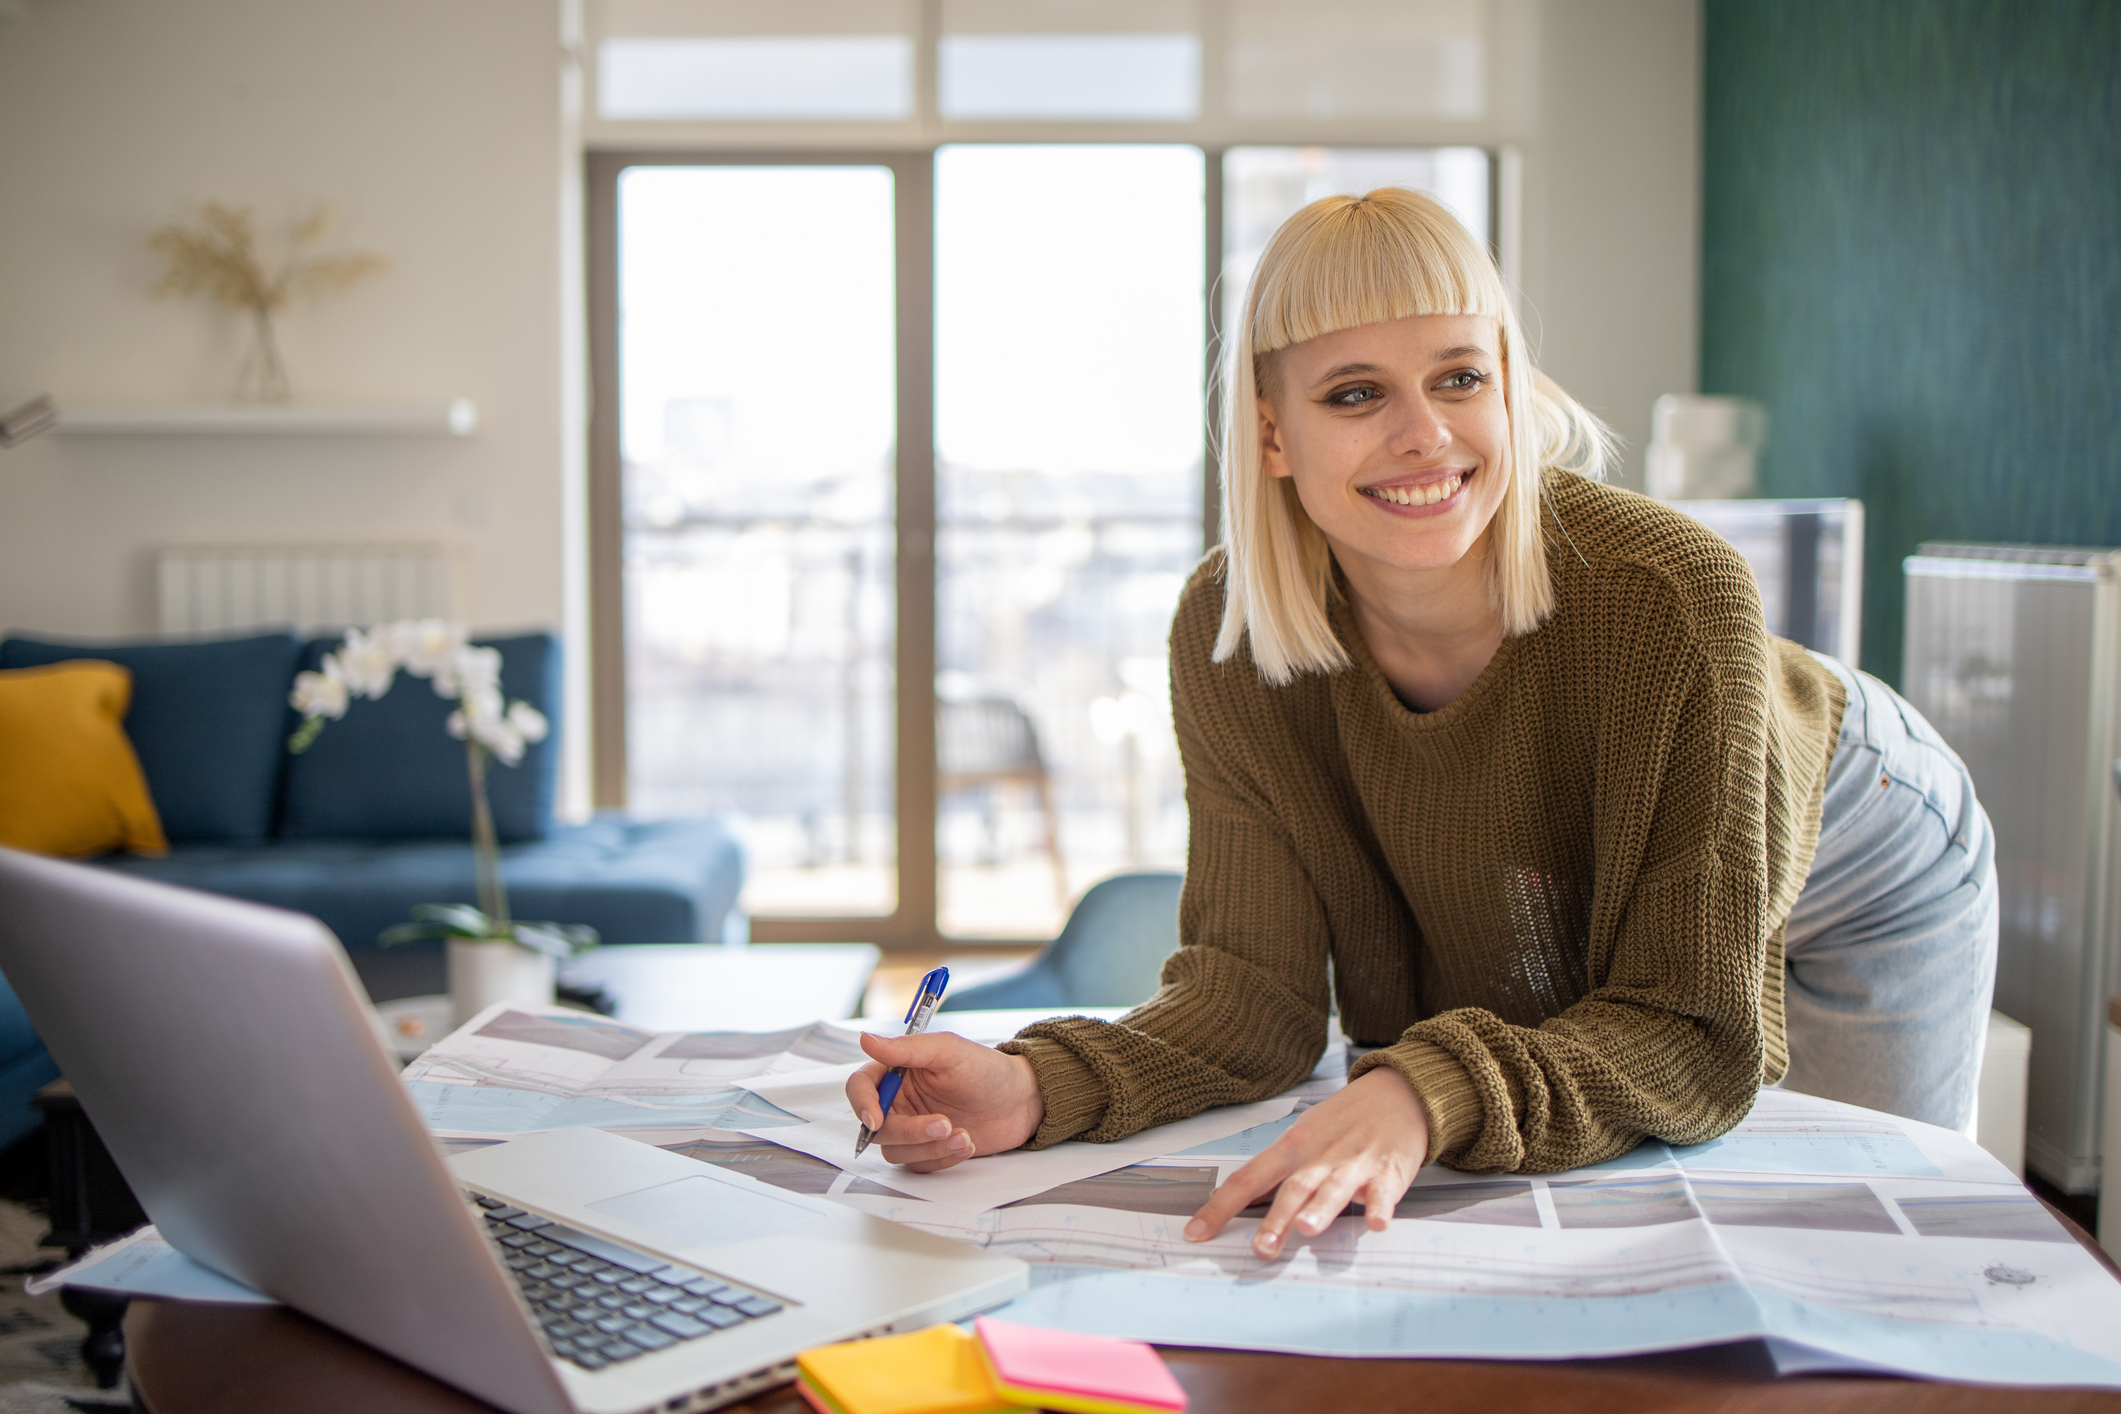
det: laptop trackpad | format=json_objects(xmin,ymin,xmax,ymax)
[{"xmin": 588, "ymin": 1174, "xmax": 825, "ymax": 1251}]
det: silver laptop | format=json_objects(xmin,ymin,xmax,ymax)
[{"xmin": 0, "ymin": 848, "xmax": 1026, "ymax": 1414}]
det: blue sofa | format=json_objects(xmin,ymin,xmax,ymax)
[{"xmin": 0, "ymin": 627, "xmax": 745, "ymax": 1144}]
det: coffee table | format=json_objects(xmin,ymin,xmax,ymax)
[{"xmin": 374, "ymin": 944, "xmax": 881, "ymax": 1058}]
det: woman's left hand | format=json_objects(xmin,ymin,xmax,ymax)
[{"xmin": 1182, "ymin": 1066, "xmax": 1430, "ymax": 1259}]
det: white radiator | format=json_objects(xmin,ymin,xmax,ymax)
[{"xmin": 156, "ymin": 544, "xmax": 458, "ymax": 635}]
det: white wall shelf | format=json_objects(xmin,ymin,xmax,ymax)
[{"xmin": 55, "ymin": 399, "xmax": 478, "ymax": 437}]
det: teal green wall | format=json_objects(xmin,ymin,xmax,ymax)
[{"xmin": 1702, "ymin": 0, "xmax": 2121, "ymax": 684}]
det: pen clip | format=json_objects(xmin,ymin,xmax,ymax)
[{"xmin": 902, "ymin": 965, "xmax": 950, "ymax": 1027}]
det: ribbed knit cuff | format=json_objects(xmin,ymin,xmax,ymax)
[
  {"xmin": 996, "ymin": 1035, "xmax": 1109, "ymax": 1149},
  {"xmin": 1348, "ymin": 1039, "xmax": 1482, "ymax": 1166}
]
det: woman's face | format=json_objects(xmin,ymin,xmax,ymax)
[{"xmin": 1257, "ymin": 313, "xmax": 1510, "ymax": 583}]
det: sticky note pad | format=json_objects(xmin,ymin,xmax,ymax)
[
  {"xmin": 798, "ymin": 1324, "xmax": 1025, "ymax": 1414},
  {"xmin": 973, "ymin": 1316, "xmax": 1188, "ymax": 1414}
]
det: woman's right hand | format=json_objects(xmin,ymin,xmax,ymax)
[{"xmin": 844, "ymin": 1031, "xmax": 1046, "ymax": 1172}]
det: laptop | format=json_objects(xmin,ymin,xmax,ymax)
[{"xmin": 0, "ymin": 848, "xmax": 1027, "ymax": 1414}]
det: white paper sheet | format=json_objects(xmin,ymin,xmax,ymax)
[
  {"xmin": 30, "ymin": 1226, "xmax": 275, "ymax": 1305},
  {"xmin": 733, "ymin": 1062, "xmax": 1297, "ymax": 1211}
]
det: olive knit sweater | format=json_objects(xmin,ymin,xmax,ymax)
[{"xmin": 998, "ymin": 475, "xmax": 1846, "ymax": 1173}]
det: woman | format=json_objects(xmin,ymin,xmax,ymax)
[{"xmin": 847, "ymin": 188, "xmax": 1997, "ymax": 1261}]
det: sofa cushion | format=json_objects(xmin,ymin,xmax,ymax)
[
  {"xmin": 98, "ymin": 815, "xmax": 745, "ymax": 1002},
  {"xmin": 0, "ymin": 662, "xmax": 168, "ymax": 858},
  {"xmin": 280, "ymin": 631, "xmax": 559, "ymax": 843},
  {"xmin": 0, "ymin": 631, "xmax": 301, "ymax": 845}
]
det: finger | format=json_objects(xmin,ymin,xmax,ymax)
[
  {"xmin": 859, "ymin": 1030, "xmax": 972, "ymax": 1070},
  {"xmin": 1292, "ymin": 1168, "xmax": 1366, "ymax": 1237},
  {"xmin": 1184, "ymin": 1152, "xmax": 1295, "ymax": 1242},
  {"xmin": 844, "ymin": 1064, "xmax": 888, "ymax": 1129},
  {"xmin": 1359, "ymin": 1173, "xmax": 1406, "ymax": 1232},
  {"xmin": 873, "ymin": 1108, "xmax": 954, "ymax": 1145},
  {"xmin": 1253, "ymin": 1167, "xmax": 1330, "ymax": 1259},
  {"xmin": 879, "ymin": 1128, "xmax": 976, "ymax": 1171}
]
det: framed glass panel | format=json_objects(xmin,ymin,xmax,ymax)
[
  {"xmin": 939, "ymin": 0, "xmax": 1199, "ymax": 122},
  {"xmin": 595, "ymin": 0, "xmax": 919, "ymax": 123},
  {"xmin": 1227, "ymin": 0, "xmax": 1487, "ymax": 120},
  {"xmin": 599, "ymin": 37, "xmax": 914, "ymax": 121},
  {"xmin": 617, "ymin": 164, "xmax": 899, "ymax": 918},
  {"xmin": 934, "ymin": 144, "xmax": 1205, "ymax": 939}
]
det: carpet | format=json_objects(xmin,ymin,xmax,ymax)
[{"xmin": 0, "ymin": 1201, "xmax": 128, "ymax": 1412}]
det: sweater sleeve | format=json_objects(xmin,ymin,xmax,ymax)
[
  {"xmin": 998, "ymin": 586, "xmax": 1335, "ymax": 1149},
  {"xmin": 1349, "ymin": 568, "xmax": 1795, "ymax": 1173}
]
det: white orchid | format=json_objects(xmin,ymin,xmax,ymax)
[
  {"xmin": 285, "ymin": 620, "xmax": 582, "ymax": 957},
  {"xmin": 393, "ymin": 619, "xmax": 470, "ymax": 680},
  {"xmin": 333, "ymin": 626, "xmax": 400, "ymax": 699},
  {"xmin": 289, "ymin": 660, "xmax": 349, "ymax": 720},
  {"xmin": 448, "ymin": 692, "xmax": 539, "ymax": 766}
]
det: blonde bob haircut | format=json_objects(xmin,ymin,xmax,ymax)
[{"xmin": 1214, "ymin": 187, "xmax": 1615, "ymax": 684}]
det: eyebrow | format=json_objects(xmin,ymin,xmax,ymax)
[{"xmin": 1307, "ymin": 347, "xmax": 1496, "ymax": 388}]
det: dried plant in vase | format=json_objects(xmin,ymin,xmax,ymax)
[{"xmin": 149, "ymin": 201, "xmax": 387, "ymax": 402}]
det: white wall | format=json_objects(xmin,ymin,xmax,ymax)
[
  {"xmin": 0, "ymin": 0, "xmax": 588, "ymax": 803},
  {"xmin": 1517, "ymin": 0, "xmax": 1701, "ymax": 485},
  {"xmin": 0, "ymin": 0, "xmax": 1695, "ymax": 819}
]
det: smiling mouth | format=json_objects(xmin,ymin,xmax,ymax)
[{"xmin": 1361, "ymin": 472, "xmax": 1465, "ymax": 508}]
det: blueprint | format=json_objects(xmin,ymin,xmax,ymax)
[
  {"xmin": 672, "ymin": 1081, "xmax": 2121, "ymax": 1389},
  {"xmin": 32, "ymin": 1227, "xmax": 273, "ymax": 1305},
  {"xmin": 732, "ymin": 1060, "xmax": 1297, "ymax": 1211},
  {"xmin": 398, "ymin": 1003, "xmax": 860, "ymax": 1136},
  {"xmin": 393, "ymin": 1006, "xmax": 2121, "ymax": 1384}
]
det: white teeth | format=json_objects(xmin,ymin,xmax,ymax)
[{"xmin": 1369, "ymin": 474, "xmax": 1462, "ymax": 507}]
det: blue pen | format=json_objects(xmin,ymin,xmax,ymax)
[{"xmin": 854, "ymin": 965, "xmax": 949, "ymax": 1157}]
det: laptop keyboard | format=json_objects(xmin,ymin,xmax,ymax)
[{"xmin": 470, "ymin": 1193, "xmax": 784, "ymax": 1372}]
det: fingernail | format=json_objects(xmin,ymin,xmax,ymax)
[
  {"xmin": 1183, "ymin": 1220, "xmax": 1206, "ymax": 1241},
  {"xmin": 949, "ymin": 1132, "xmax": 973, "ymax": 1153},
  {"xmin": 1257, "ymin": 1232, "xmax": 1279, "ymax": 1254},
  {"xmin": 866, "ymin": 1112, "xmax": 881, "ymax": 1130},
  {"xmin": 925, "ymin": 1118, "xmax": 950, "ymax": 1139}
]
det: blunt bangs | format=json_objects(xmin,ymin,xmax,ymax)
[
  {"xmin": 1248, "ymin": 195, "xmax": 1511, "ymax": 371},
  {"xmin": 1213, "ymin": 187, "xmax": 1615, "ymax": 686}
]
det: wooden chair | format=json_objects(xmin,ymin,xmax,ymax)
[{"xmin": 937, "ymin": 695, "xmax": 1066, "ymax": 909}]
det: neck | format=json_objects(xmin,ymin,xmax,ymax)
[{"xmin": 1337, "ymin": 536, "xmax": 1506, "ymax": 711}]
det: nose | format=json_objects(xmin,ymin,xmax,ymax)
[{"xmin": 1383, "ymin": 392, "xmax": 1450, "ymax": 459}]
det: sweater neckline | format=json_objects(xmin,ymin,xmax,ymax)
[{"xmin": 1326, "ymin": 579, "xmax": 1531, "ymax": 732}]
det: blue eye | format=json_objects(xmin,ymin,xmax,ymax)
[{"xmin": 1330, "ymin": 386, "xmax": 1380, "ymax": 405}]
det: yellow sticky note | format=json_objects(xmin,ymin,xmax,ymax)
[{"xmin": 797, "ymin": 1324, "xmax": 1028, "ymax": 1414}]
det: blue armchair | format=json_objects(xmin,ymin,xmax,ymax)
[{"xmin": 942, "ymin": 871, "xmax": 1182, "ymax": 1012}]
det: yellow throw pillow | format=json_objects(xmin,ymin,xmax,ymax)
[{"xmin": 0, "ymin": 660, "xmax": 168, "ymax": 858}]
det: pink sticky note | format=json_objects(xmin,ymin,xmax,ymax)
[{"xmin": 973, "ymin": 1316, "xmax": 1188, "ymax": 1414}]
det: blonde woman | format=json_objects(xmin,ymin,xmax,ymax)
[{"xmin": 847, "ymin": 189, "xmax": 1996, "ymax": 1261}]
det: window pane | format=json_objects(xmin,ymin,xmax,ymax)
[
  {"xmin": 939, "ymin": 35, "xmax": 1200, "ymax": 121},
  {"xmin": 1228, "ymin": 0, "xmax": 1486, "ymax": 120},
  {"xmin": 1223, "ymin": 147, "xmax": 1491, "ymax": 336},
  {"xmin": 599, "ymin": 37, "xmax": 914, "ymax": 120},
  {"xmin": 619, "ymin": 166, "xmax": 897, "ymax": 918},
  {"xmin": 935, "ymin": 145, "xmax": 1204, "ymax": 939}
]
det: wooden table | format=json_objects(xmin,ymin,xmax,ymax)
[{"xmin": 124, "ymin": 1296, "xmax": 2121, "ymax": 1414}]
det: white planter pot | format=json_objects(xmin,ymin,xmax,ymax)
[{"xmin": 448, "ymin": 939, "xmax": 555, "ymax": 1029}]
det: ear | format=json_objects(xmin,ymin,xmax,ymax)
[{"xmin": 1256, "ymin": 396, "xmax": 1293, "ymax": 480}]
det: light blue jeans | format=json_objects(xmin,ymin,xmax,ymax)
[{"xmin": 1779, "ymin": 654, "xmax": 1999, "ymax": 1132}]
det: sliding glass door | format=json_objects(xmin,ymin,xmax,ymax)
[
  {"xmin": 612, "ymin": 164, "xmax": 900, "ymax": 918},
  {"xmin": 933, "ymin": 145, "xmax": 1205, "ymax": 939}
]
